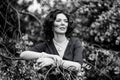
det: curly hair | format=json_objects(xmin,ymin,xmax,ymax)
[{"xmin": 43, "ymin": 9, "xmax": 74, "ymax": 41}]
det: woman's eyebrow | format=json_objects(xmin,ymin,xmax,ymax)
[{"xmin": 56, "ymin": 18, "xmax": 67, "ymax": 20}]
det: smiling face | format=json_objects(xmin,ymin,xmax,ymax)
[{"xmin": 53, "ymin": 13, "xmax": 68, "ymax": 35}]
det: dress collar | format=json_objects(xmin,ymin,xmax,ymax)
[{"xmin": 47, "ymin": 38, "xmax": 71, "ymax": 59}]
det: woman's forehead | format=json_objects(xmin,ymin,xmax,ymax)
[{"xmin": 56, "ymin": 13, "xmax": 68, "ymax": 19}]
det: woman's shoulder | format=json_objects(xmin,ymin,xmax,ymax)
[
  {"xmin": 29, "ymin": 41, "xmax": 49, "ymax": 52},
  {"xmin": 34, "ymin": 41, "xmax": 46, "ymax": 46},
  {"xmin": 31, "ymin": 40, "xmax": 49, "ymax": 48},
  {"xmin": 35, "ymin": 40, "xmax": 52, "ymax": 47},
  {"xmin": 69, "ymin": 37, "xmax": 82, "ymax": 45},
  {"xmin": 70, "ymin": 37, "xmax": 80, "ymax": 42}
]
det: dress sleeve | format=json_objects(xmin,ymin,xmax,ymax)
[
  {"xmin": 29, "ymin": 42, "xmax": 46, "ymax": 52},
  {"xmin": 73, "ymin": 38, "xmax": 83, "ymax": 65}
]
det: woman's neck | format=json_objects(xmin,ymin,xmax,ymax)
[{"xmin": 53, "ymin": 34, "xmax": 67, "ymax": 43}]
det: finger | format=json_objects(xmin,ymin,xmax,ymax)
[
  {"xmin": 41, "ymin": 63, "xmax": 47, "ymax": 68},
  {"xmin": 42, "ymin": 62, "xmax": 52, "ymax": 68},
  {"xmin": 55, "ymin": 56, "xmax": 62, "ymax": 61},
  {"xmin": 39, "ymin": 62, "xmax": 45, "ymax": 68},
  {"xmin": 37, "ymin": 58, "xmax": 44, "ymax": 63},
  {"xmin": 53, "ymin": 56, "xmax": 59, "ymax": 61}
]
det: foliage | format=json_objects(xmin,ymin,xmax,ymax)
[
  {"xmin": 73, "ymin": 0, "xmax": 120, "ymax": 51},
  {"xmin": 82, "ymin": 42, "xmax": 120, "ymax": 80},
  {"xmin": 0, "ymin": 0, "xmax": 120, "ymax": 80}
]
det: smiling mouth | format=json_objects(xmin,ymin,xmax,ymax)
[{"xmin": 59, "ymin": 27, "xmax": 66, "ymax": 30}]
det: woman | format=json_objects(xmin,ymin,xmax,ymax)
[{"xmin": 20, "ymin": 9, "xmax": 83, "ymax": 71}]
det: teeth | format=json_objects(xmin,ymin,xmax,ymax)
[{"xmin": 60, "ymin": 27, "xmax": 65, "ymax": 29}]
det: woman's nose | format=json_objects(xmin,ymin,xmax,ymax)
[{"xmin": 60, "ymin": 20, "xmax": 65, "ymax": 25}]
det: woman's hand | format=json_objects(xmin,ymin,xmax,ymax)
[
  {"xmin": 49, "ymin": 55, "xmax": 62, "ymax": 66},
  {"xmin": 61, "ymin": 60, "xmax": 81, "ymax": 71},
  {"xmin": 36, "ymin": 58, "xmax": 55, "ymax": 68}
]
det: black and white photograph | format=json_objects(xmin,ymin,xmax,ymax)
[{"xmin": 0, "ymin": 0, "xmax": 120, "ymax": 80}]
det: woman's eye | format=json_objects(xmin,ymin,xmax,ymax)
[
  {"xmin": 56, "ymin": 19, "xmax": 61, "ymax": 22},
  {"xmin": 65, "ymin": 20, "xmax": 68, "ymax": 23},
  {"xmin": 55, "ymin": 19, "xmax": 68, "ymax": 23}
]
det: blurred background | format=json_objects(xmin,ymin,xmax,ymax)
[{"xmin": 0, "ymin": 0, "xmax": 120, "ymax": 80}]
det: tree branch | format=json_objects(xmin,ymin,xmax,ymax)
[
  {"xmin": 18, "ymin": 11, "xmax": 42, "ymax": 26},
  {"xmin": 0, "ymin": 43, "xmax": 23, "ymax": 60},
  {"xmin": 0, "ymin": 53, "xmax": 23, "ymax": 60},
  {"xmin": 0, "ymin": 11, "xmax": 14, "ymax": 28},
  {"xmin": 84, "ymin": 60, "xmax": 112, "ymax": 80},
  {"xmin": 7, "ymin": 2, "xmax": 22, "ymax": 38}
]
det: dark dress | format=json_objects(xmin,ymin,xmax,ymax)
[{"xmin": 30, "ymin": 37, "xmax": 83, "ymax": 65}]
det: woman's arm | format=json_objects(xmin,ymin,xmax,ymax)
[
  {"xmin": 20, "ymin": 51, "xmax": 44, "ymax": 60},
  {"xmin": 61, "ymin": 60, "xmax": 81, "ymax": 71},
  {"xmin": 20, "ymin": 51, "xmax": 81, "ymax": 71},
  {"xmin": 20, "ymin": 51, "xmax": 62, "ymax": 61},
  {"xmin": 20, "ymin": 51, "xmax": 55, "ymax": 60}
]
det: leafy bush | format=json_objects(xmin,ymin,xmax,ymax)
[
  {"xmin": 82, "ymin": 42, "xmax": 120, "ymax": 80},
  {"xmin": 72, "ymin": 0, "xmax": 120, "ymax": 51}
]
